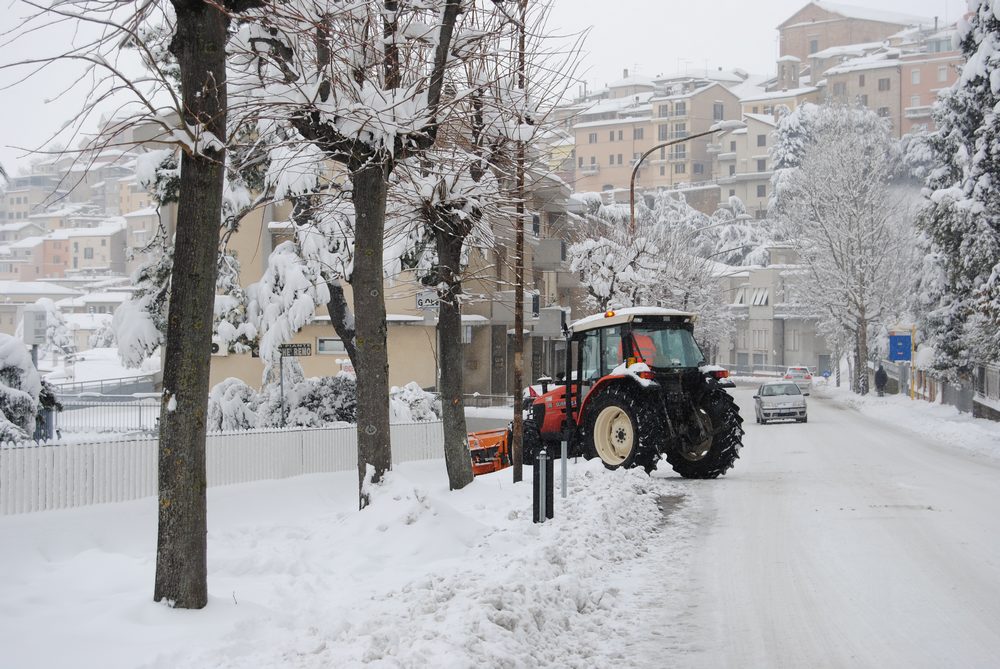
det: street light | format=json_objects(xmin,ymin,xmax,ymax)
[{"xmin": 629, "ymin": 120, "xmax": 746, "ymax": 234}]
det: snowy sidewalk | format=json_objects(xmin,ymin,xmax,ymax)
[
  {"xmin": 0, "ymin": 458, "xmax": 700, "ymax": 668},
  {"xmin": 812, "ymin": 383, "xmax": 1000, "ymax": 461}
]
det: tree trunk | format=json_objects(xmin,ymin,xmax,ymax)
[
  {"xmin": 155, "ymin": 0, "xmax": 229, "ymax": 609},
  {"xmin": 351, "ymin": 161, "xmax": 392, "ymax": 507},
  {"xmin": 857, "ymin": 314, "xmax": 870, "ymax": 395},
  {"xmin": 435, "ymin": 225, "xmax": 474, "ymax": 490}
]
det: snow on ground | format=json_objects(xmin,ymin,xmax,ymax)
[
  {"xmin": 0, "ymin": 458, "xmax": 697, "ymax": 669},
  {"xmin": 814, "ymin": 383, "xmax": 1000, "ymax": 461},
  {"xmin": 465, "ymin": 405, "xmax": 516, "ymax": 420}
]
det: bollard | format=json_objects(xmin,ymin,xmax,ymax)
[
  {"xmin": 561, "ymin": 440, "xmax": 567, "ymax": 499},
  {"xmin": 533, "ymin": 448, "xmax": 554, "ymax": 523}
]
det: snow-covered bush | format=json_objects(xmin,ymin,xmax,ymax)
[
  {"xmin": 0, "ymin": 334, "xmax": 42, "ymax": 442},
  {"xmin": 285, "ymin": 374, "xmax": 357, "ymax": 426},
  {"xmin": 207, "ymin": 378, "xmax": 261, "ymax": 432},
  {"xmin": 390, "ymin": 382, "xmax": 442, "ymax": 422}
]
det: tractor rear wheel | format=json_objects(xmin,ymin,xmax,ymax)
[
  {"xmin": 584, "ymin": 385, "xmax": 662, "ymax": 472},
  {"xmin": 665, "ymin": 385, "xmax": 744, "ymax": 479}
]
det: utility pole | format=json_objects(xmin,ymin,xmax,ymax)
[{"xmin": 511, "ymin": 0, "xmax": 527, "ymax": 483}]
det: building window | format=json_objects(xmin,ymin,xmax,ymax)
[
  {"xmin": 674, "ymin": 163, "xmax": 686, "ymax": 174},
  {"xmin": 675, "ymin": 101, "xmax": 687, "ymax": 116},
  {"xmin": 617, "ymin": 130, "xmax": 623, "ymax": 141},
  {"xmin": 752, "ymin": 106, "xmax": 759, "ymax": 114},
  {"xmin": 53, "ymin": 255, "xmax": 60, "ymax": 263},
  {"xmin": 673, "ymin": 145, "xmax": 686, "ymax": 159},
  {"xmin": 659, "ymin": 166, "xmax": 665, "ymax": 176},
  {"xmin": 729, "ymin": 189, "xmax": 736, "ymax": 197},
  {"xmin": 101, "ymin": 239, "xmax": 106, "ymax": 246},
  {"xmin": 757, "ymin": 158, "xmax": 767, "ymax": 172},
  {"xmin": 938, "ymin": 66, "xmax": 948, "ymax": 82},
  {"xmin": 729, "ymin": 165, "xmax": 736, "ymax": 176},
  {"xmin": 693, "ymin": 163, "xmax": 704, "ymax": 175},
  {"xmin": 713, "ymin": 102, "xmax": 724, "ymax": 120},
  {"xmin": 756, "ymin": 184, "xmax": 766, "ymax": 198},
  {"xmin": 730, "ymin": 140, "xmax": 736, "ymax": 151},
  {"xmin": 878, "ymin": 78, "xmax": 890, "ymax": 91},
  {"xmin": 588, "ymin": 132, "xmax": 597, "ymax": 144},
  {"xmin": 633, "ymin": 127, "xmax": 644, "ymax": 140},
  {"xmin": 859, "ymin": 74, "xmax": 865, "ymax": 87},
  {"xmin": 763, "ymin": 105, "xmax": 773, "ymax": 115},
  {"xmin": 757, "ymin": 134, "xmax": 766, "ymax": 147},
  {"xmin": 658, "ymin": 124, "xmax": 668, "ymax": 141},
  {"xmin": 609, "ymin": 154, "xmax": 614, "ymax": 165},
  {"xmin": 633, "ymin": 152, "xmax": 641, "ymax": 162},
  {"xmin": 910, "ymin": 95, "xmax": 921, "ymax": 107},
  {"xmin": 590, "ymin": 156, "xmax": 596, "ymax": 165},
  {"xmin": 658, "ymin": 104, "xmax": 669, "ymax": 117},
  {"xmin": 751, "ymin": 288, "xmax": 769, "ymax": 306},
  {"xmin": 911, "ymin": 69, "xmax": 921, "ymax": 85},
  {"xmin": 84, "ymin": 247, "xmax": 94, "ymax": 259},
  {"xmin": 809, "ymin": 39, "xmax": 818, "ymax": 54},
  {"xmin": 877, "ymin": 106, "xmax": 889, "ymax": 117},
  {"xmin": 859, "ymin": 94, "xmax": 868, "ymax": 106},
  {"xmin": 578, "ymin": 157, "xmax": 583, "ymax": 168},
  {"xmin": 833, "ymin": 82, "xmax": 846, "ymax": 97},
  {"xmin": 609, "ymin": 130, "xmax": 615, "ymax": 142},
  {"xmin": 317, "ymin": 338, "xmax": 347, "ymax": 354},
  {"xmin": 660, "ymin": 147, "xmax": 666, "ymax": 159}
]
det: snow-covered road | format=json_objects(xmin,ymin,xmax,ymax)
[{"xmin": 660, "ymin": 386, "xmax": 1000, "ymax": 668}]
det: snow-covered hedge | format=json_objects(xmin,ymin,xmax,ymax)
[
  {"xmin": 0, "ymin": 334, "xmax": 42, "ymax": 442},
  {"xmin": 207, "ymin": 375, "xmax": 440, "ymax": 431}
]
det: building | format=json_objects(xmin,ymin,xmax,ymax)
[
  {"xmin": 718, "ymin": 247, "xmax": 833, "ymax": 373},
  {"xmin": 778, "ymin": 1, "xmax": 934, "ymax": 65},
  {"xmin": 712, "ymin": 113, "xmax": 778, "ymax": 217}
]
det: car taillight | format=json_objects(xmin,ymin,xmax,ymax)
[
  {"xmin": 784, "ymin": 374, "xmax": 791, "ymax": 379},
  {"xmin": 805, "ymin": 374, "xmax": 812, "ymax": 379}
]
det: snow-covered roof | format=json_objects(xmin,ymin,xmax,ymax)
[
  {"xmin": 810, "ymin": 41, "xmax": 885, "ymax": 61},
  {"xmin": 777, "ymin": 55, "xmax": 801, "ymax": 63},
  {"xmin": 650, "ymin": 82, "xmax": 718, "ymax": 102},
  {"xmin": 606, "ymin": 75, "xmax": 658, "ymax": 90},
  {"xmin": 9, "ymin": 237, "xmax": 44, "ymax": 249},
  {"xmin": 743, "ymin": 113, "xmax": 778, "ymax": 127},
  {"xmin": 812, "ymin": 1, "xmax": 933, "ymax": 28},
  {"xmin": 0, "ymin": 281, "xmax": 82, "ymax": 297},
  {"xmin": 573, "ymin": 115, "xmax": 650, "ymax": 130},
  {"xmin": 825, "ymin": 51, "xmax": 901, "ymax": 76},
  {"xmin": 571, "ymin": 307, "xmax": 696, "ymax": 333},
  {"xmin": 123, "ymin": 206, "xmax": 158, "ymax": 218},
  {"xmin": 740, "ymin": 86, "xmax": 818, "ymax": 103},
  {"xmin": 45, "ymin": 220, "xmax": 127, "ymax": 240},
  {"xmin": 0, "ymin": 221, "xmax": 43, "ymax": 232},
  {"xmin": 63, "ymin": 312, "xmax": 113, "ymax": 329}
]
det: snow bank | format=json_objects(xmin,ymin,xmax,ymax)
[{"xmin": 0, "ymin": 459, "xmax": 695, "ymax": 668}]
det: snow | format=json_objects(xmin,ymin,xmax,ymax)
[
  {"xmin": 0, "ymin": 460, "xmax": 697, "ymax": 668},
  {"xmin": 814, "ymin": 383, "xmax": 1000, "ymax": 461}
]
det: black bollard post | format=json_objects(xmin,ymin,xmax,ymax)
[{"xmin": 533, "ymin": 448, "xmax": 555, "ymax": 523}]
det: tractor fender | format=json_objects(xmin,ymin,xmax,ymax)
[{"xmin": 578, "ymin": 373, "xmax": 658, "ymax": 423}]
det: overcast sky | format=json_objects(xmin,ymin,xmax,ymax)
[{"xmin": 0, "ymin": 0, "xmax": 966, "ymax": 177}]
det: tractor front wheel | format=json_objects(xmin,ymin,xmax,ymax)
[{"xmin": 584, "ymin": 385, "xmax": 662, "ymax": 472}]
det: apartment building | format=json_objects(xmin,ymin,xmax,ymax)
[
  {"xmin": 713, "ymin": 114, "xmax": 777, "ymax": 217},
  {"xmin": 778, "ymin": 2, "xmax": 932, "ymax": 65},
  {"xmin": 825, "ymin": 55, "xmax": 903, "ymax": 131},
  {"xmin": 718, "ymin": 246, "xmax": 833, "ymax": 373},
  {"xmin": 45, "ymin": 221, "xmax": 128, "ymax": 275},
  {"xmin": 0, "ymin": 280, "xmax": 82, "ymax": 336},
  {"xmin": 0, "ymin": 221, "xmax": 45, "ymax": 244},
  {"xmin": 899, "ymin": 50, "xmax": 964, "ymax": 134}
]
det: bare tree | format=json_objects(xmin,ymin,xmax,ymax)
[{"xmin": 776, "ymin": 109, "xmax": 915, "ymax": 394}]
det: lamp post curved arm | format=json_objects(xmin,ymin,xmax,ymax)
[{"xmin": 629, "ymin": 120, "xmax": 746, "ymax": 234}]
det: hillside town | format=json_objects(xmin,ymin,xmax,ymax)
[{"xmin": 2, "ymin": 1, "xmax": 1000, "ymax": 667}]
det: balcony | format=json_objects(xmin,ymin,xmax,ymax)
[
  {"xmin": 706, "ymin": 143, "xmax": 723, "ymax": 153},
  {"xmin": 579, "ymin": 164, "xmax": 600, "ymax": 176},
  {"xmin": 905, "ymin": 105, "xmax": 933, "ymax": 119}
]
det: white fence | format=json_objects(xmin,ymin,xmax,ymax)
[{"xmin": 0, "ymin": 422, "xmax": 445, "ymax": 515}]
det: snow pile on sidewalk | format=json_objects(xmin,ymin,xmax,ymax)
[
  {"xmin": 815, "ymin": 384, "xmax": 1000, "ymax": 460},
  {"xmin": 0, "ymin": 459, "xmax": 684, "ymax": 669}
]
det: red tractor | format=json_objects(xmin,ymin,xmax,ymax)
[{"xmin": 518, "ymin": 307, "xmax": 744, "ymax": 477}]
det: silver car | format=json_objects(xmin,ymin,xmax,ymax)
[
  {"xmin": 754, "ymin": 381, "xmax": 808, "ymax": 424},
  {"xmin": 783, "ymin": 366, "xmax": 814, "ymax": 393}
]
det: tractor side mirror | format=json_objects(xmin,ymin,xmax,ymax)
[
  {"xmin": 752, "ymin": 395, "xmax": 759, "ymax": 399},
  {"xmin": 803, "ymin": 392, "xmax": 810, "ymax": 396}
]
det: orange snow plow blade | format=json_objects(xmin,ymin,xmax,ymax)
[{"xmin": 467, "ymin": 426, "xmax": 512, "ymax": 476}]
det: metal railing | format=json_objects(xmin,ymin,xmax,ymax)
[
  {"xmin": 975, "ymin": 363, "xmax": 1000, "ymax": 401},
  {"xmin": 52, "ymin": 374, "xmax": 158, "ymax": 395},
  {"xmin": 54, "ymin": 395, "xmax": 161, "ymax": 435}
]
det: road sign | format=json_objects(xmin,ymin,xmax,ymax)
[
  {"xmin": 888, "ymin": 334, "xmax": 912, "ymax": 361},
  {"xmin": 278, "ymin": 343, "xmax": 312, "ymax": 357},
  {"xmin": 416, "ymin": 290, "xmax": 439, "ymax": 311}
]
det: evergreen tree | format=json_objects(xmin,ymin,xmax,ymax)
[{"xmin": 916, "ymin": 1, "xmax": 1000, "ymax": 372}]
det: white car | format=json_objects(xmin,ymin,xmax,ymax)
[
  {"xmin": 783, "ymin": 366, "xmax": 814, "ymax": 394},
  {"xmin": 754, "ymin": 381, "xmax": 808, "ymax": 424}
]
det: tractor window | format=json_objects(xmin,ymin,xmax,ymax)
[
  {"xmin": 630, "ymin": 325, "xmax": 704, "ymax": 368},
  {"xmin": 601, "ymin": 326, "xmax": 623, "ymax": 376},
  {"xmin": 579, "ymin": 330, "xmax": 600, "ymax": 381}
]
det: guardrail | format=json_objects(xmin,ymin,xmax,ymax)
[
  {"xmin": 52, "ymin": 374, "xmax": 158, "ymax": 395},
  {"xmin": 0, "ymin": 422, "xmax": 445, "ymax": 515}
]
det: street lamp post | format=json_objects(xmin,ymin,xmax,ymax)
[{"xmin": 628, "ymin": 120, "xmax": 746, "ymax": 234}]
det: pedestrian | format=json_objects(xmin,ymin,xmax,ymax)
[{"xmin": 874, "ymin": 365, "xmax": 888, "ymax": 397}]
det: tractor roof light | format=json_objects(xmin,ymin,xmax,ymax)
[{"xmin": 605, "ymin": 310, "xmax": 616, "ymax": 318}]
